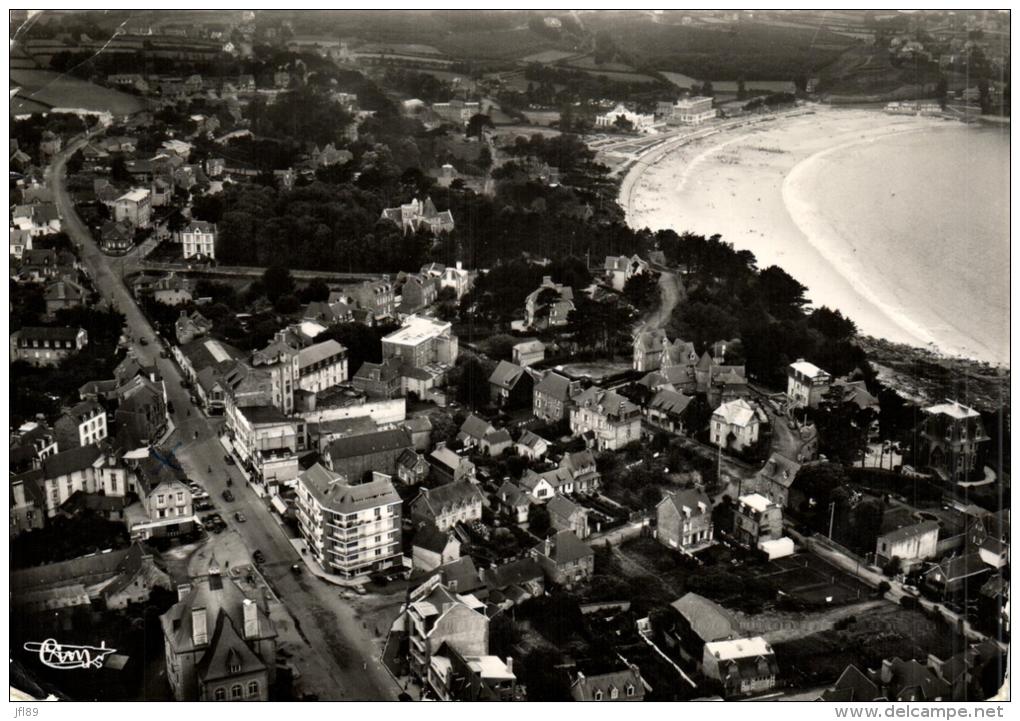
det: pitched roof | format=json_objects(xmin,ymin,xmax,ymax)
[
  {"xmin": 11, "ymin": 547, "xmax": 131, "ymax": 593},
  {"xmin": 649, "ymin": 388, "xmax": 694, "ymax": 415},
  {"xmin": 429, "ymin": 445, "xmax": 472, "ymax": 472},
  {"xmin": 756, "ymin": 453, "xmax": 801, "ymax": 490},
  {"xmin": 573, "ymin": 386, "xmax": 640, "ymax": 420},
  {"xmin": 659, "ymin": 488, "xmax": 712, "ymax": 517},
  {"xmin": 327, "ymin": 428, "xmax": 412, "ymax": 461},
  {"xmin": 712, "ymin": 398, "xmax": 764, "ymax": 428},
  {"xmin": 547, "ymin": 494, "xmax": 582, "ymax": 521},
  {"xmin": 196, "ymin": 609, "xmax": 268, "ymax": 682},
  {"xmin": 534, "ymin": 372, "xmax": 573, "ymax": 401},
  {"xmin": 298, "ymin": 339, "xmax": 347, "ymax": 370},
  {"xmin": 161, "ymin": 568, "xmax": 275, "ymax": 657},
  {"xmin": 516, "ymin": 430, "xmax": 548, "ymax": 451},
  {"xmin": 413, "ymin": 480, "xmax": 484, "ymax": 518},
  {"xmin": 670, "ymin": 592, "xmax": 738, "ymax": 644},
  {"xmin": 821, "ymin": 665, "xmax": 882, "ymax": 702},
  {"xmin": 533, "ymin": 530, "xmax": 593, "ymax": 565},
  {"xmin": 488, "ymin": 360, "xmax": 525, "ymax": 390},
  {"xmin": 298, "ymin": 463, "xmax": 400, "ymax": 514},
  {"xmin": 15, "ymin": 326, "xmax": 83, "ymax": 343},
  {"xmin": 879, "ymin": 521, "xmax": 940, "ymax": 545},
  {"xmin": 927, "ymin": 553, "xmax": 990, "ymax": 583},
  {"xmin": 459, "ymin": 413, "xmax": 495, "ymax": 441},
  {"xmin": 42, "ymin": 444, "xmax": 102, "ymax": 479},
  {"xmin": 482, "ymin": 558, "xmax": 544, "ymax": 591}
]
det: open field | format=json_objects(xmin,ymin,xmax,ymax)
[
  {"xmin": 774, "ymin": 603, "xmax": 967, "ymax": 687},
  {"xmin": 435, "ymin": 27, "xmax": 572, "ymax": 60},
  {"xmin": 11, "ymin": 69, "xmax": 145, "ymax": 116},
  {"xmin": 520, "ymin": 49, "xmax": 578, "ymax": 64}
]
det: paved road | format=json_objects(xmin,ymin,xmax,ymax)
[{"xmin": 49, "ymin": 136, "xmax": 399, "ymax": 700}]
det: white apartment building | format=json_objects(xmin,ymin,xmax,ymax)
[
  {"xmin": 295, "ymin": 464, "xmax": 403, "ymax": 579},
  {"xmin": 114, "ymin": 188, "xmax": 152, "ymax": 228}
]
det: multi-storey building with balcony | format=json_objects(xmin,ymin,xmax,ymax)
[
  {"xmin": 917, "ymin": 400, "xmax": 990, "ymax": 484},
  {"xmin": 295, "ymin": 464, "xmax": 403, "ymax": 579}
]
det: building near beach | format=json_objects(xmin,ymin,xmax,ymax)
[
  {"xmin": 669, "ymin": 96, "xmax": 716, "ymax": 126},
  {"xmin": 595, "ymin": 104, "xmax": 655, "ymax": 131}
]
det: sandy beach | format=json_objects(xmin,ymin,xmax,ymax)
[{"xmin": 622, "ymin": 107, "xmax": 1009, "ymax": 365}]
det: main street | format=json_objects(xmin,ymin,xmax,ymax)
[{"xmin": 49, "ymin": 136, "xmax": 400, "ymax": 700}]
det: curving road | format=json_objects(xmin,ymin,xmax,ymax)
[{"xmin": 49, "ymin": 134, "xmax": 399, "ymax": 701}]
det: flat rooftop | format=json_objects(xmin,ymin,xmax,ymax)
[{"xmin": 382, "ymin": 315, "xmax": 451, "ymax": 346}]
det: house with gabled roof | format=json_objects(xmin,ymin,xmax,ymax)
[
  {"xmin": 412, "ymin": 522, "xmax": 461, "ymax": 572},
  {"xmin": 570, "ymin": 386, "xmax": 642, "ymax": 451},
  {"xmin": 523, "ymin": 275, "xmax": 574, "ymax": 330},
  {"xmin": 604, "ymin": 254, "xmax": 649, "ymax": 291},
  {"xmin": 515, "ymin": 429, "xmax": 550, "ymax": 461},
  {"xmin": 819, "ymin": 665, "xmax": 883, "ymax": 701},
  {"xmin": 429, "ymin": 443, "xmax": 476, "ymax": 484},
  {"xmin": 410, "ymin": 480, "xmax": 485, "ymax": 533},
  {"xmin": 710, "ymin": 398, "xmax": 767, "ymax": 453},
  {"xmin": 160, "ymin": 560, "xmax": 277, "ymax": 701},
  {"xmin": 405, "ymin": 576, "xmax": 488, "ymax": 683},
  {"xmin": 481, "ymin": 558, "xmax": 545, "ymax": 606},
  {"xmin": 569, "ymin": 660, "xmax": 646, "ymax": 701},
  {"xmin": 645, "ymin": 388, "xmax": 695, "ymax": 435},
  {"xmin": 530, "ymin": 530, "xmax": 594, "ymax": 588},
  {"xmin": 496, "ymin": 480, "xmax": 530, "ymax": 524},
  {"xmin": 656, "ymin": 488, "xmax": 713, "ymax": 553},
  {"xmin": 754, "ymin": 453, "xmax": 801, "ymax": 508},
  {"xmin": 547, "ymin": 495, "xmax": 590, "ymax": 539},
  {"xmin": 875, "ymin": 521, "xmax": 940, "ymax": 572},
  {"xmin": 488, "ymin": 360, "xmax": 534, "ymax": 409},
  {"xmin": 533, "ymin": 371, "xmax": 579, "ymax": 422}
]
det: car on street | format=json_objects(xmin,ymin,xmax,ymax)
[
  {"xmin": 167, "ymin": 401, "xmax": 175, "ymax": 415},
  {"xmin": 140, "ymin": 337, "xmax": 148, "ymax": 346},
  {"xmin": 253, "ymin": 550, "xmax": 266, "ymax": 564},
  {"xmin": 224, "ymin": 454, "xmax": 235, "ymax": 465},
  {"xmin": 291, "ymin": 564, "xmax": 302, "ymax": 575},
  {"xmin": 234, "ymin": 511, "xmax": 246, "ymax": 523},
  {"xmin": 222, "ymin": 489, "xmax": 235, "ymax": 502},
  {"xmin": 180, "ymin": 380, "xmax": 188, "ymax": 388}
]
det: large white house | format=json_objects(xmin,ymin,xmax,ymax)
[
  {"xmin": 670, "ymin": 96, "xmax": 716, "ymax": 125},
  {"xmin": 179, "ymin": 220, "xmax": 216, "ymax": 259},
  {"xmin": 595, "ymin": 103, "xmax": 655, "ymax": 131},
  {"xmin": 710, "ymin": 398, "xmax": 767, "ymax": 453}
]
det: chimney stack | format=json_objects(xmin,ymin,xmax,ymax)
[
  {"xmin": 243, "ymin": 598, "xmax": 259, "ymax": 639},
  {"xmin": 191, "ymin": 607, "xmax": 208, "ymax": 646},
  {"xmin": 456, "ymin": 261, "xmax": 463, "ymax": 271},
  {"xmin": 506, "ymin": 657, "xmax": 513, "ymax": 674}
]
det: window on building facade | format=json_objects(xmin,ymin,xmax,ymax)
[
  {"xmin": 230, "ymin": 684, "xmax": 242, "ymax": 699},
  {"xmin": 214, "ymin": 688, "xmax": 226, "ymax": 701},
  {"xmin": 247, "ymin": 680, "xmax": 259, "ymax": 697}
]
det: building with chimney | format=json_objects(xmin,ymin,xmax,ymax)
[
  {"xmin": 570, "ymin": 387, "xmax": 642, "ymax": 452},
  {"xmin": 179, "ymin": 220, "xmax": 216, "ymax": 259},
  {"xmin": 733, "ymin": 494, "xmax": 783, "ymax": 549},
  {"xmin": 656, "ymin": 488, "xmax": 714, "ymax": 553},
  {"xmin": 160, "ymin": 561, "xmax": 277, "ymax": 701}
]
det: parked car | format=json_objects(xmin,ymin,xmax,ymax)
[
  {"xmin": 291, "ymin": 564, "xmax": 302, "ymax": 575},
  {"xmin": 222, "ymin": 489, "xmax": 234, "ymax": 502},
  {"xmin": 139, "ymin": 337, "xmax": 148, "ymax": 346},
  {"xmin": 234, "ymin": 511, "xmax": 246, "ymax": 523},
  {"xmin": 253, "ymin": 550, "xmax": 266, "ymax": 564},
  {"xmin": 167, "ymin": 401, "xmax": 175, "ymax": 415},
  {"xmin": 224, "ymin": 454, "xmax": 235, "ymax": 465}
]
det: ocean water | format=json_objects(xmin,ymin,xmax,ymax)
[{"xmin": 788, "ymin": 123, "xmax": 1010, "ymax": 364}]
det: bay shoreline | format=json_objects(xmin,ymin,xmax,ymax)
[{"xmin": 619, "ymin": 105, "xmax": 1008, "ymax": 369}]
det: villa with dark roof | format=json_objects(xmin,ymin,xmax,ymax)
[
  {"xmin": 411, "ymin": 479, "xmax": 485, "ymax": 533},
  {"xmin": 570, "ymin": 387, "xmax": 642, "ymax": 451},
  {"xmin": 161, "ymin": 561, "xmax": 277, "ymax": 701}
]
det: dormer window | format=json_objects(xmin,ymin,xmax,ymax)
[
  {"xmin": 609, "ymin": 686, "xmax": 619, "ymax": 699},
  {"xmin": 593, "ymin": 690, "xmax": 603, "ymax": 701},
  {"xmin": 626, "ymin": 684, "xmax": 635, "ymax": 697}
]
